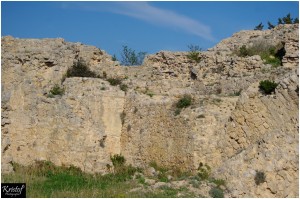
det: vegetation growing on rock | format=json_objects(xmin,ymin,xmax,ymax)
[
  {"xmin": 65, "ymin": 59, "xmax": 98, "ymax": 78},
  {"xmin": 259, "ymin": 80, "xmax": 278, "ymax": 94},
  {"xmin": 48, "ymin": 84, "xmax": 65, "ymax": 97}
]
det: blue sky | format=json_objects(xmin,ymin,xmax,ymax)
[{"xmin": 1, "ymin": 1, "xmax": 299, "ymax": 58}]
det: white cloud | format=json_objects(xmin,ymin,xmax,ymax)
[
  {"xmin": 111, "ymin": 2, "xmax": 215, "ymax": 41},
  {"xmin": 66, "ymin": 2, "xmax": 215, "ymax": 41}
]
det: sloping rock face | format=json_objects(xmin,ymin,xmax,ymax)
[
  {"xmin": 214, "ymin": 69, "xmax": 299, "ymax": 197},
  {"xmin": 1, "ymin": 37, "xmax": 125, "ymax": 173},
  {"xmin": 1, "ymin": 24, "xmax": 298, "ymax": 197}
]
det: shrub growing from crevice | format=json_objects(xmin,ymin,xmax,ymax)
[
  {"xmin": 107, "ymin": 77, "xmax": 128, "ymax": 92},
  {"xmin": 259, "ymin": 80, "xmax": 278, "ymax": 94},
  {"xmin": 176, "ymin": 95, "xmax": 192, "ymax": 109},
  {"xmin": 65, "ymin": 59, "xmax": 98, "ymax": 78},
  {"xmin": 174, "ymin": 95, "xmax": 192, "ymax": 115},
  {"xmin": 209, "ymin": 187, "xmax": 224, "ymax": 198},
  {"xmin": 48, "ymin": 84, "xmax": 65, "ymax": 97},
  {"xmin": 255, "ymin": 171, "xmax": 266, "ymax": 185}
]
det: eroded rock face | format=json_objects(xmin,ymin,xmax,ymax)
[
  {"xmin": 1, "ymin": 24, "xmax": 299, "ymax": 197},
  {"xmin": 2, "ymin": 77, "xmax": 125, "ymax": 173},
  {"xmin": 214, "ymin": 69, "xmax": 299, "ymax": 197}
]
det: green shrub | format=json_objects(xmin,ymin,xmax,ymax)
[
  {"xmin": 254, "ymin": 171, "xmax": 266, "ymax": 185},
  {"xmin": 174, "ymin": 109, "xmax": 181, "ymax": 116},
  {"xmin": 107, "ymin": 78, "xmax": 122, "ymax": 86},
  {"xmin": 176, "ymin": 95, "xmax": 192, "ymax": 109},
  {"xmin": 146, "ymin": 92, "xmax": 154, "ymax": 98},
  {"xmin": 236, "ymin": 42, "xmax": 284, "ymax": 67},
  {"xmin": 48, "ymin": 84, "xmax": 65, "ymax": 97},
  {"xmin": 210, "ymin": 178, "xmax": 226, "ymax": 188},
  {"xmin": 239, "ymin": 45, "xmax": 249, "ymax": 57},
  {"xmin": 259, "ymin": 80, "xmax": 278, "ymax": 94},
  {"xmin": 66, "ymin": 59, "xmax": 97, "ymax": 78},
  {"xmin": 254, "ymin": 22, "xmax": 264, "ymax": 30},
  {"xmin": 110, "ymin": 154, "xmax": 126, "ymax": 168},
  {"xmin": 112, "ymin": 54, "xmax": 118, "ymax": 61},
  {"xmin": 197, "ymin": 162, "xmax": 211, "ymax": 180},
  {"xmin": 229, "ymin": 89, "xmax": 242, "ymax": 96},
  {"xmin": 121, "ymin": 45, "xmax": 146, "ymax": 66},
  {"xmin": 119, "ymin": 84, "xmax": 128, "ymax": 92},
  {"xmin": 209, "ymin": 187, "xmax": 224, "ymax": 198},
  {"xmin": 187, "ymin": 44, "xmax": 201, "ymax": 63}
]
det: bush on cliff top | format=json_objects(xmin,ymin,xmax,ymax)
[
  {"xmin": 187, "ymin": 44, "xmax": 201, "ymax": 63},
  {"xmin": 120, "ymin": 45, "xmax": 146, "ymax": 66},
  {"xmin": 236, "ymin": 42, "xmax": 284, "ymax": 67}
]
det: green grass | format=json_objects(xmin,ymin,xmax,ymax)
[
  {"xmin": 2, "ymin": 161, "xmax": 141, "ymax": 198},
  {"xmin": 3, "ymin": 161, "xmax": 222, "ymax": 198},
  {"xmin": 236, "ymin": 43, "xmax": 283, "ymax": 67}
]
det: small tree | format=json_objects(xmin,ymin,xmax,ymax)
[
  {"xmin": 282, "ymin": 13, "xmax": 293, "ymax": 24},
  {"xmin": 254, "ymin": 22, "xmax": 264, "ymax": 30},
  {"xmin": 267, "ymin": 21, "xmax": 275, "ymax": 29},
  {"xmin": 278, "ymin": 13, "xmax": 298, "ymax": 25},
  {"xmin": 112, "ymin": 54, "xmax": 118, "ymax": 61},
  {"xmin": 120, "ymin": 45, "xmax": 146, "ymax": 66}
]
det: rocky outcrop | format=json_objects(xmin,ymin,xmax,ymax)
[
  {"xmin": 214, "ymin": 69, "xmax": 299, "ymax": 197},
  {"xmin": 1, "ymin": 24, "xmax": 298, "ymax": 197}
]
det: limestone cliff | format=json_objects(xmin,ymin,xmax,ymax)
[{"xmin": 1, "ymin": 24, "xmax": 299, "ymax": 197}]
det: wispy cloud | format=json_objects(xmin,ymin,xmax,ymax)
[{"xmin": 64, "ymin": 2, "xmax": 215, "ymax": 41}]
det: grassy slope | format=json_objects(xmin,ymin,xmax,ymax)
[{"xmin": 2, "ymin": 161, "xmax": 200, "ymax": 198}]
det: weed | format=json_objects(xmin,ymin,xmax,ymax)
[
  {"xmin": 146, "ymin": 92, "xmax": 154, "ymax": 97},
  {"xmin": 121, "ymin": 45, "xmax": 146, "ymax": 66},
  {"xmin": 100, "ymin": 87, "xmax": 106, "ymax": 90},
  {"xmin": 236, "ymin": 42, "xmax": 284, "ymax": 67},
  {"xmin": 229, "ymin": 89, "xmax": 242, "ymax": 96},
  {"xmin": 209, "ymin": 187, "xmax": 224, "ymax": 198},
  {"xmin": 107, "ymin": 78, "xmax": 122, "ymax": 86},
  {"xmin": 48, "ymin": 84, "xmax": 65, "ymax": 97},
  {"xmin": 112, "ymin": 54, "xmax": 118, "ymax": 61},
  {"xmin": 210, "ymin": 178, "xmax": 226, "ymax": 188},
  {"xmin": 110, "ymin": 154, "xmax": 126, "ymax": 168},
  {"xmin": 119, "ymin": 84, "xmax": 128, "ymax": 92},
  {"xmin": 197, "ymin": 162, "xmax": 211, "ymax": 180},
  {"xmin": 255, "ymin": 171, "xmax": 266, "ymax": 185},
  {"xmin": 190, "ymin": 180, "xmax": 200, "ymax": 188},
  {"xmin": 176, "ymin": 95, "xmax": 192, "ymax": 109},
  {"xmin": 259, "ymin": 80, "xmax": 278, "ymax": 94},
  {"xmin": 3, "ymin": 161, "xmax": 143, "ymax": 198},
  {"xmin": 65, "ymin": 59, "xmax": 97, "ymax": 78},
  {"xmin": 187, "ymin": 44, "xmax": 201, "ymax": 63}
]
